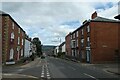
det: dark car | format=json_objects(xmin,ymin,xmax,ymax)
[{"xmin": 41, "ymin": 55, "xmax": 45, "ymax": 59}]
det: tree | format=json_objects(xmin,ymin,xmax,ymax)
[{"xmin": 32, "ymin": 37, "xmax": 42, "ymax": 57}]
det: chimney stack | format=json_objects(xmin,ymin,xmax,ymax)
[{"xmin": 91, "ymin": 11, "xmax": 97, "ymax": 19}]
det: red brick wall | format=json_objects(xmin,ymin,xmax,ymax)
[
  {"xmin": 2, "ymin": 15, "xmax": 25, "ymax": 62},
  {"xmin": 65, "ymin": 33, "xmax": 71, "ymax": 56},
  {"xmin": 0, "ymin": 16, "xmax": 2, "ymax": 64},
  {"xmin": 90, "ymin": 22, "xmax": 119, "ymax": 63}
]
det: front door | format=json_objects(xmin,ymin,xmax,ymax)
[{"xmin": 86, "ymin": 50, "xmax": 90, "ymax": 63}]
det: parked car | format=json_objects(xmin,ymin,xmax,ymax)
[{"xmin": 41, "ymin": 55, "xmax": 45, "ymax": 59}]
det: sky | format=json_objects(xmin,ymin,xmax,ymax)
[{"xmin": 0, "ymin": 0, "xmax": 119, "ymax": 46}]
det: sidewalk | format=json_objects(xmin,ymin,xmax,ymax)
[
  {"xmin": 81, "ymin": 63, "xmax": 120, "ymax": 75},
  {"xmin": 20, "ymin": 57, "xmax": 41, "ymax": 68}
]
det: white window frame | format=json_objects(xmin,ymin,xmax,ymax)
[
  {"xmin": 22, "ymin": 39, "xmax": 24, "ymax": 45},
  {"xmin": 71, "ymin": 35, "xmax": 72, "ymax": 39},
  {"xmin": 18, "ymin": 28, "xmax": 20, "ymax": 33},
  {"xmin": 87, "ymin": 37, "xmax": 90, "ymax": 41},
  {"xmin": 76, "ymin": 31, "xmax": 78, "ymax": 37},
  {"xmin": 11, "ymin": 32, "xmax": 14, "ymax": 39},
  {"xmin": 87, "ymin": 25, "xmax": 90, "ymax": 32},
  {"xmin": 18, "ymin": 37, "xmax": 20, "ymax": 45},
  {"xmin": 81, "ymin": 29, "xmax": 84, "ymax": 35},
  {"xmin": 12, "ymin": 22, "xmax": 14, "ymax": 29},
  {"xmin": 81, "ymin": 39, "xmax": 84, "ymax": 43},
  {"xmin": 76, "ymin": 39, "xmax": 78, "ymax": 47}
]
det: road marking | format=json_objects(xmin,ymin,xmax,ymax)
[
  {"xmin": 84, "ymin": 73, "xmax": 99, "ymax": 80},
  {"xmin": 17, "ymin": 69, "xmax": 24, "ymax": 72}
]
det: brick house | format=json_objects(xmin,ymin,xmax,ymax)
[
  {"xmin": 65, "ymin": 11, "xmax": 120, "ymax": 63},
  {"xmin": 65, "ymin": 33, "xmax": 72, "ymax": 58},
  {"xmin": 0, "ymin": 11, "xmax": 25, "ymax": 64},
  {"xmin": 0, "ymin": 15, "xmax": 2, "ymax": 64}
]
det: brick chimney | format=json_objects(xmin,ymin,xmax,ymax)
[{"xmin": 91, "ymin": 11, "xmax": 97, "ymax": 19}]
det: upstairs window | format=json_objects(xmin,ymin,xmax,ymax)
[
  {"xmin": 71, "ymin": 35, "xmax": 73, "ymax": 39},
  {"xmin": 11, "ymin": 32, "xmax": 14, "ymax": 39},
  {"xmin": 22, "ymin": 39, "xmax": 24, "ymax": 45},
  {"xmin": 18, "ymin": 37, "xmax": 20, "ymax": 45},
  {"xmin": 18, "ymin": 28, "xmax": 20, "ymax": 33},
  {"xmin": 81, "ymin": 29, "xmax": 84, "ymax": 35},
  {"xmin": 12, "ymin": 22, "xmax": 14, "ymax": 29},
  {"xmin": 73, "ymin": 33, "xmax": 75, "ymax": 38},
  {"xmin": 76, "ymin": 31, "xmax": 78, "ymax": 37},
  {"xmin": 81, "ymin": 38, "xmax": 84, "ymax": 47},
  {"xmin": 87, "ymin": 25, "xmax": 90, "ymax": 32}
]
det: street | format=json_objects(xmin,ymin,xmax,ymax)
[{"xmin": 2, "ymin": 57, "xmax": 120, "ymax": 80}]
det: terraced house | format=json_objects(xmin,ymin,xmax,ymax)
[
  {"xmin": 65, "ymin": 11, "xmax": 120, "ymax": 63},
  {"xmin": 0, "ymin": 11, "xmax": 25, "ymax": 64}
]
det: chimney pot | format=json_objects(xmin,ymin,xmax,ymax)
[{"xmin": 91, "ymin": 11, "xmax": 97, "ymax": 19}]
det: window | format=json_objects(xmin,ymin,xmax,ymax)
[
  {"xmin": 72, "ymin": 50, "xmax": 74, "ymax": 56},
  {"xmin": 22, "ymin": 39, "xmax": 24, "ymax": 45},
  {"xmin": 18, "ymin": 28, "xmax": 20, "ymax": 33},
  {"xmin": 76, "ymin": 39, "xmax": 78, "ymax": 47},
  {"xmin": 73, "ymin": 33, "xmax": 75, "ymax": 38},
  {"xmin": 87, "ymin": 37, "xmax": 90, "ymax": 47},
  {"xmin": 76, "ymin": 31, "xmax": 78, "ymax": 37},
  {"xmin": 81, "ymin": 39, "xmax": 84, "ymax": 47},
  {"xmin": 12, "ymin": 22, "xmax": 14, "ymax": 29},
  {"xmin": 87, "ymin": 25, "xmax": 90, "ymax": 32},
  {"xmin": 18, "ymin": 37, "xmax": 20, "ymax": 45},
  {"xmin": 81, "ymin": 29, "xmax": 83, "ymax": 35},
  {"xmin": 11, "ymin": 32, "xmax": 14, "ymax": 39},
  {"xmin": 10, "ymin": 48, "xmax": 14, "ymax": 60},
  {"xmin": 21, "ymin": 49, "xmax": 23, "ymax": 56},
  {"xmin": 71, "ymin": 35, "xmax": 72, "ymax": 39},
  {"xmin": 72, "ymin": 40, "xmax": 76, "ymax": 48},
  {"xmin": 87, "ymin": 37, "xmax": 90, "ymax": 41}
]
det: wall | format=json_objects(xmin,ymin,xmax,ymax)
[
  {"xmin": 90, "ymin": 22, "xmax": 119, "ymax": 63},
  {"xmin": 24, "ymin": 39, "xmax": 31, "ymax": 57}
]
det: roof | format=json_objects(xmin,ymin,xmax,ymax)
[
  {"xmin": 114, "ymin": 14, "xmax": 120, "ymax": 20},
  {"xmin": 0, "ymin": 10, "xmax": 25, "ymax": 33},
  {"xmin": 91, "ymin": 16, "xmax": 120, "ymax": 22},
  {"xmin": 59, "ymin": 42, "xmax": 65, "ymax": 47}
]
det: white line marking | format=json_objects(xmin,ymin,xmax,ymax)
[
  {"xmin": 84, "ymin": 73, "xmax": 99, "ymax": 80},
  {"xmin": 18, "ymin": 69, "xmax": 24, "ymax": 72},
  {"xmin": 41, "ymin": 74, "xmax": 44, "ymax": 77},
  {"xmin": 47, "ymin": 74, "xmax": 50, "ymax": 77}
]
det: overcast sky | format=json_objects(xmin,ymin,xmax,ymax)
[{"xmin": 0, "ymin": 0, "xmax": 119, "ymax": 46}]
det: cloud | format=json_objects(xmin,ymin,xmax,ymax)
[{"xmin": 1, "ymin": 1, "xmax": 119, "ymax": 45}]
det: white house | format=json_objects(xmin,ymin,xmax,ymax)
[
  {"xmin": 62, "ymin": 42, "xmax": 65, "ymax": 53},
  {"xmin": 54, "ymin": 46, "xmax": 59, "ymax": 56},
  {"xmin": 24, "ymin": 39, "xmax": 31, "ymax": 57}
]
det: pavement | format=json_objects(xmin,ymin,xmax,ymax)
[{"xmin": 65, "ymin": 57, "xmax": 120, "ymax": 76}]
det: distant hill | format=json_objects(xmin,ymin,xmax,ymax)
[{"xmin": 42, "ymin": 45, "xmax": 56, "ymax": 55}]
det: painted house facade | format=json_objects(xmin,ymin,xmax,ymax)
[
  {"xmin": 24, "ymin": 36, "xmax": 32, "ymax": 58},
  {"xmin": 1, "ymin": 11, "xmax": 25, "ymax": 64},
  {"xmin": 65, "ymin": 12, "xmax": 120, "ymax": 63}
]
